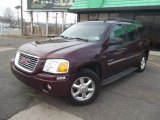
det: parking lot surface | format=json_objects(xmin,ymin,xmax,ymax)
[{"xmin": 0, "ymin": 36, "xmax": 160, "ymax": 120}]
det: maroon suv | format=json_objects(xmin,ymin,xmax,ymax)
[{"xmin": 11, "ymin": 19, "xmax": 150, "ymax": 105}]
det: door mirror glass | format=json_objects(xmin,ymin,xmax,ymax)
[
  {"xmin": 109, "ymin": 24, "xmax": 125, "ymax": 46},
  {"xmin": 109, "ymin": 37, "xmax": 123, "ymax": 45}
]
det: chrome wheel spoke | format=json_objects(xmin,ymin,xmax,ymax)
[
  {"xmin": 87, "ymin": 88, "xmax": 94, "ymax": 92},
  {"xmin": 73, "ymin": 91, "xmax": 80, "ymax": 97},
  {"xmin": 82, "ymin": 92, "xmax": 87, "ymax": 99},
  {"xmin": 72, "ymin": 84, "xmax": 80, "ymax": 89},
  {"xmin": 80, "ymin": 78, "xmax": 84, "ymax": 85},
  {"xmin": 86, "ymin": 79, "xmax": 92, "ymax": 86}
]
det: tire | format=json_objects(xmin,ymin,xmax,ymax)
[
  {"xmin": 70, "ymin": 68, "xmax": 101, "ymax": 106},
  {"xmin": 137, "ymin": 54, "xmax": 147, "ymax": 72}
]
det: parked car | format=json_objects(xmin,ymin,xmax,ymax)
[{"xmin": 11, "ymin": 19, "xmax": 150, "ymax": 105}]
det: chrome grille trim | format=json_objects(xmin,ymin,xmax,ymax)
[{"xmin": 14, "ymin": 51, "xmax": 39, "ymax": 73}]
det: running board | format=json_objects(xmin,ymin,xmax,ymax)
[{"xmin": 101, "ymin": 67, "xmax": 137, "ymax": 86}]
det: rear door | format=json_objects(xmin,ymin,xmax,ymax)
[{"xmin": 123, "ymin": 23, "xmax": 143, "ymax": 67}]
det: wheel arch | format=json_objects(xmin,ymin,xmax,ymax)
[
  {"xmin": 76, "ymin": 62, "xmax": 102, "ymax": 81},
  {"xmin": 143, "ymin": 50, "xmax": 149, "ymax": 60}
]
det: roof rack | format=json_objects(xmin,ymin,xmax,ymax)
[
  {"xmin": 105, "ymin": 17, "xmax": 142, "ymax": 24},
  {"xmin": 88, "ymin": 17, "xmax": 142, "ymax": 24}
]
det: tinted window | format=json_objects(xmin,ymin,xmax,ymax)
[
  {"xmin": 110, "ymin": 24, "xmax": 125, "ymax": 42},
  {"xmin": 61, "ymin": 22, "xmax": 109, "ymax": 41},
  {"xmin": 125, "ymin": 23, "xmax": 137, "ymax": 42},
  {"xmin": 135, "ymin": 23, "xmax": 145, "ymax": 33}
]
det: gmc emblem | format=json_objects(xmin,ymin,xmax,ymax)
[{"xmin": 20, "ymin": 57, "xmax": 31, "ymax": 65}]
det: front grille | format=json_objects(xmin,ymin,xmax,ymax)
[{"xmin": 15, "ymin": 52, "xmax": 39, "ymax": 73}]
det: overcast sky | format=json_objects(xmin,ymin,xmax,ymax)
[
  {"xmin": 0, "ymin": 0, "xmax": 76, "ymax": 24},
  {"xmin": 0, "ymin": 0, "xmax": 27, "ymax": 10},
  {"xmin": 0, "ymin": 0, "xmax": 27, "ymax": 16},
  {"xmin": 0, "ymin": 0, "xmax": 31, "ymax": 22}
]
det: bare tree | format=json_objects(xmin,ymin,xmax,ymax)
[{"xmin": 3, "ymin": 8, "xmax": 15, "ymax": 27}]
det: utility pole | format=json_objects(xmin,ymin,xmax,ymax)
[
  {"xmin": 30, "ymin": 11, "xmax": 33, "ymax": 35},
  {"xmin": 55, "ymin": 13, "xmax": 58, "ymax": 34},
  {"xmin": 62, "ymin": 12, "xmax": 65, "ymax": 32},
  {"xmin": 21, "ymin": 0, "xmax": 24, "ymax": 35},
  {"xmin": 0, "ymin": 22, "xmax": 2, "ymax": 35},
  {"xmin": 17, "ymin": 9, "xmax": 20, "ymax": 29},
  {"xmin": 15, "ymin": 5, "xmax": 21, "ymax": 30},
  {"xmin": 46, "ymin": 12, "xmax": 49, "ymax": 36}
]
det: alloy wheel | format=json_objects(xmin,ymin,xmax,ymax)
[
  {"xmin": 141, "ymin": 57, "xmax": 146, "ymax": 70},
  {"xmin": 71, "ymin": 77, "xmax": 95, "ymax": 101}
]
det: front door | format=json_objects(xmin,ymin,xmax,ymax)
[{"xmin": 102, "ymin": 24, "xmax": 129, "ymax": 79}]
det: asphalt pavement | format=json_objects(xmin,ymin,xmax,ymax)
[{"xmin": 0, "ymin": 36, "xmax": 160, "ymax": 120}]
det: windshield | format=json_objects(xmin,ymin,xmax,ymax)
[{"xmin": 60, "ymin": 22, "xmax": 109, "ymax": 41}]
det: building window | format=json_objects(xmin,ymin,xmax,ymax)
[
  {"xmin": 154, "ymin": 16, "xmax": 160, "ymax": 25},
  {"xmin": 80, "ymin": 14, "xmax": 88, "ymax": 22},
  {"xmin": 63, "ymin": 0, "xmax": 74, "ymax": 3},
  {"xmin": 135, "ymin": 16, "xmax": 154, "ymax": 24},
  {"xmin": 89, "ymin": 13, "xmax": 98, "ymax": 20},
  {"xmin": 99, "ymin": 13, "xmax": 108, "ymax": 21},
  {"xmin": 109, "ymin": 13, "xmax": 119, "ymax": 18}
]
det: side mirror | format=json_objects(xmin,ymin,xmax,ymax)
[{"xmin": 109, "ymin": 37, "xmax": 123, "ymax": 45}]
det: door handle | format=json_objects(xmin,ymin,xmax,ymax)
[
  {"xmin": 115, "ymin": 48, "xmax": 127, "ymax": 53},
  {"xmin": 117, "ymin": 48, "xmax": 127, "ymax": 51},
  {"xmin": 113, "ymin": 51, "xmax": 124, "ymax": 55},
  {"xmin": 113, "ymin": 48, "xmax": 127, "ymax": 55}
]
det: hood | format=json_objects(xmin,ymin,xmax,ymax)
[{"xmin": 19, "ymin": 37, "xmax": 90, "ymax": 59}]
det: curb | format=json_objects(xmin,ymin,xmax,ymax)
[{"xmin": 150, "ymin": 51, "xmax": 160, "ymax": 56}]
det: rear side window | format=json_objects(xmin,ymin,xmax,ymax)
[
  {"xmin": 124, "ymin": 23, "xmax": 137, "ymax": 42},
  {"xmin": 135, "ymin": 23, "xmax": 145, "ymax": 33}
]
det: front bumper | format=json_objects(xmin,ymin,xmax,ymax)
[{"xmin": 11, "ymin": 60, "xmax": 75, "ymax": 96}]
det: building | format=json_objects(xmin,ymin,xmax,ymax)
[
  {"xmin": 27, "ymin": 0, "xmax": 75, "ymax": 36},
  {"xmin": 69, "ymin": 0, "xmax": 160, "ymax": 49}
]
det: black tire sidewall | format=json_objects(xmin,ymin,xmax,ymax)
[{"xmin": 69, "ymin": 68, "xmax": 101, "ymax": 106}]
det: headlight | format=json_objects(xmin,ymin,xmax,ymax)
[
  {"xmin": 14, "ymin": 51, "xmax": 20, "ymax": 65},
  {"xmin": 43, "ymin": 59, "xmax": 69, "ymax": 74}
]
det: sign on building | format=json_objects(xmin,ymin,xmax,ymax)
[{"xmin": 27, "ymin": 0, "xmax": 74, "ymax": 10}]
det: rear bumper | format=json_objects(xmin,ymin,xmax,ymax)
[{"xmin": 11, "ymin": 60, "xmax": 75, "ymax": 96}]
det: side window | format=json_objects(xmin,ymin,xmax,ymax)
[
  {"xmin": 109, "ymin": 24, "xmax": 125, "ymax": 42},
  {"xmin": 125, "ymin": 23, "xmax": 137, "ymax": 42}
]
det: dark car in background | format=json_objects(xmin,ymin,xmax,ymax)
[{"xmin": 11, "ymin": 19, "xmax": 150, "ymax": 105}]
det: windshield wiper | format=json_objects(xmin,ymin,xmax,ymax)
[
  {"xmin": 59, "ymin": 35, "xmax": 69, "ymax": 39},
  {"xmin": 70, "ymin": 37, "xmax": 89, "ymax": 42}
]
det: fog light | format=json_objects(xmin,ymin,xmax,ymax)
[
  {"xmin": 47, "ymin": 84, "xmax": 52, "ymax": 91},
  {"xmin": 43, "ymin": 84, "xmax": 52, "ymax": 92},
  {"xmin": 56, "ymin": 77, "xmax": 66, "ymax": 81}
]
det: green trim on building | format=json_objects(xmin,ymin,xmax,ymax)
[{"xmin": 70, "ymin": 0, "xmax": 160, "ymax": 10}]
